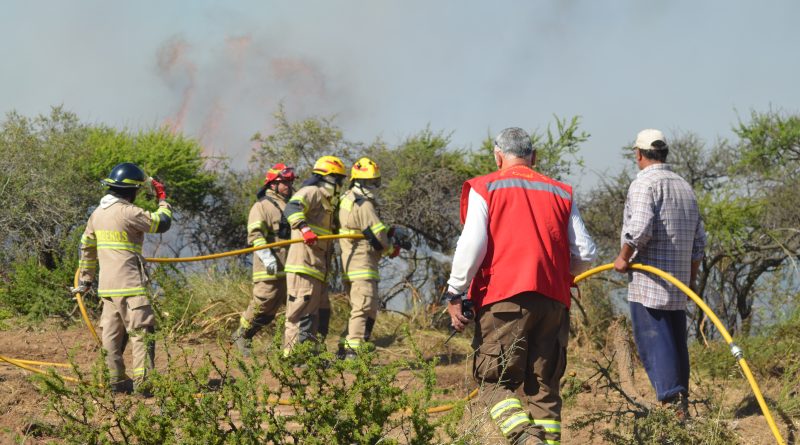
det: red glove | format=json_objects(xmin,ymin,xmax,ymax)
[
  {"xmin": 151, "ymin": 179, "xmax": 167, "ymax": 201},
  {"xmin": 389, "ymin": 245, "xmax": 401, "ymax": 258},
  {"xmin": 300, "ymin": 226, "xmax": 318, "ymax": 245}
]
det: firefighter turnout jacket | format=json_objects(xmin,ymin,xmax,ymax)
[
  {"xmin": 283, "ymin": 183, "xmax": 337, "ymax": 281},
  {"xmin": 79, "ymin": 194, "xmax": 172, "ymax": 297},
  {"xmin": 248, "ymin": 189, "xmax": 290, "ymax": 282},
  {"xmin": 338, "ymin": 187, "xmax": 391, "ymax": 281}
]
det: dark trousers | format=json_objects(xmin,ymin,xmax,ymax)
[
  {"xmin": 629, "ymin": 301, "xmax": 690, "ymax": 401},
  {"xmin": 473, "ymin": 292, "xmax": 569, "ymax": 444}
]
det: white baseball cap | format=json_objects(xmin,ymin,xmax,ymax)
[{"xmin": 634, "ymin": 129, "xmax": 667, "ymax": 150}]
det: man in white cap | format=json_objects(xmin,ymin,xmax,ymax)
[{"xmin": 613, "ymin": 129, "xmax": 706, "ymax": 417}]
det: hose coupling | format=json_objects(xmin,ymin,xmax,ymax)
[{"xmin": 730, "ymin": 343, "xmax": 744, "ymax": 360}]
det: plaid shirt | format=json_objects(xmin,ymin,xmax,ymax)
[{"xmin": 622, "ymin": 164, "xmax": 706, "ymax": 310}]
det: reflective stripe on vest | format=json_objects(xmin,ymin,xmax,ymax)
[{"xmin": 486, "ymin": 178, "xmax": 571, "ymax": 200}]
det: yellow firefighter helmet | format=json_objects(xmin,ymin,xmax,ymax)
[
  {"xmin": 312, "ymin": 155, "xmax": 346, "ymax": 176},
  {"xmin": 350, "ymin": 157, "xmax": 380, "ymax": 180}
]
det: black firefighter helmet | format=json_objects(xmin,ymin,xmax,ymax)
[{"xmin": 101, "ymin": 162, "xmax": 147, "ymax": 189}]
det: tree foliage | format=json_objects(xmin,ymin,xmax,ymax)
[
  {"xmin": 0, "ymin": 107, "xmax": 218, "ymax": 268},
  {"xmin": 0, "ymin": 107, "xmax": 95, "ymax": 268},
  {"xmin": 0, "ymin": 107, "xmax": 223, "ymax": 318},
  {"xmin": 251, "ymin": 104, "xmax": 355, "ymax": 177}
]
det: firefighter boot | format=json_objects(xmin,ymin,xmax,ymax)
[
  {"xmin": 132, "ymin": 331, "xmax": 156, "ymax": 398},
  {"xmin": 110, "ymin": 377, "xmax": 133, "ymax": 395},
  {"xmin": 231, "ymin": 326, "xmax": 253, "ymax": 358},
  {"xmin": 318, "ymin": 308, "xmax": 331, "ymax": 343},
  {"xmin": 513, "ymin": 432, "xmax": 544, "ymax": 445},
  {"xmin": 232, "ymin": 315, "xmax": 275, "ymax": 358}
]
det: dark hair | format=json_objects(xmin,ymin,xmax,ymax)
[
  {"xmin": 640, "ymin": 142, "xmax": 669, "ymax": 162},
  {"xmin": 108, "ymin": 186, "xmax": 137, "ymax": 202}
]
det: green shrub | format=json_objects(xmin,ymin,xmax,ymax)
[
  {"xmin": 36, "ymin": 324, "xmax": 468, "ymax": 444},
  {"xmin": 582, "ymin": 406, "xmax": 739, "ymax": 445},
  {"xmin": 0, "ymin": 255, "xmax": 76, "ymax": 320}
]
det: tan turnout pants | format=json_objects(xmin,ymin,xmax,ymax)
[
  {"xmin": 473, "ymin": 292, "xmax": 569, "ymax": 445},
  {"xmin": 343, "ymin": 280, "xmax": 379, "ymax": 351},
  {"xmin": 283, "ymin": 273, "xmax": 329, "ymax": 352},
  {"xmin": 100, "ymin": 295, "xmax": 155, "ymax": 384},
  {"xmin": 240, "ymin": 280, "xmax": 286, "ymax": 335}
]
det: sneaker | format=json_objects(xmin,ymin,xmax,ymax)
[{"xmin": 231, "ymin": 327, "xmax": 252, "ymax": 358}]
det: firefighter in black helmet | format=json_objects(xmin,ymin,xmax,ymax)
[{"xmin": 74, "ymin": 162, "xmax": 173, "ymax": 395}]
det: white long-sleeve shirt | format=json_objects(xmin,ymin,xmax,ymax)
[{"xmin": 447, "ymin": 188, "xmax": 597, "ymax": 294}]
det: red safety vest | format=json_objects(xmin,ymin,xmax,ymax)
[{"xmin": 460, "ymin": 165, "xmax": 573, "ymax": 310}]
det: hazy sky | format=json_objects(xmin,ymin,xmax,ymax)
[{"xmin": 3, "ymin": 1, "xmax": 799, "ymax": 191}]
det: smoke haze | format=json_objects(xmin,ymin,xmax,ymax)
[{"xmin": 2, "ymin": 1, "xmax": 800, "ymax": 188}]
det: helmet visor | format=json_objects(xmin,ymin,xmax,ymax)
[{"xmin": 278, "ymin": 167, "xmax": 296, "ymax": 182}]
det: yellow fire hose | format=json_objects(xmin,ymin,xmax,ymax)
[
  {"xmin": 0, "ymin": 354, "xmax": 79, "ymax": 383},
  {"xmin": 145, "ymin": 234, "xmax": 365, "ymax": 263},
  {"xmin": 0, "ymin": 240, "xmax": 787, "ymax": 441},
  {"xmin": 73, "ymin": 269, "xmax": 101, "ymax": 347},
  {"xmin": 574, "ymin": 264, "xmax": 786, "ymax": 445}
]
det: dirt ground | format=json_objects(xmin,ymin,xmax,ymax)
[{"xmin": 1, "ymin": 321, "xmax": 796, "ymax": 444}]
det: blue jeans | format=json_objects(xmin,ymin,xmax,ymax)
[{"xmin": 629, "ymin": 301, "xmax": 689, "ymax": 401}]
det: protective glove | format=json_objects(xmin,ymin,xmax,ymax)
[
  {"xmin": 300, "ymin": 226, "xmax": 318, "ymax": 245},
  {"xmin": 256, "ymin": 248, "xmax": 278, "ymax": 275},
  {"xmin": 151, "ymin": 178, "xmax": 167, "ymax": 201},
  {"xmin": 70, "ymin": 280, "xmax": 92, "ymax": 296},
  {"xmin": 388, "ymin": 244, "xmax": 401, "ymax": 258}
]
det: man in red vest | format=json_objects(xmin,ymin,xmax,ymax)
[{"xmin": 446, "ymin": 127, "xmax": 596, "ymax": 445}]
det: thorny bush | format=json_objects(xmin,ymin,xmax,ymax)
[{"xmin": 35, "ymin": 321, "xmax": 470, "ymax": 445}]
